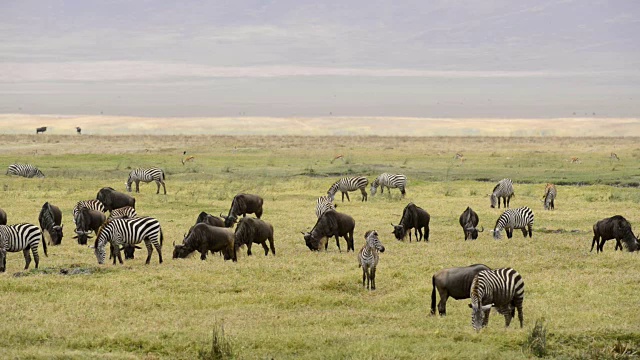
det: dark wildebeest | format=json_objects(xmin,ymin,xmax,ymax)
[
  {"xmin": 220, "ymin": 193, "xmax": 264, "ymax": 228},
  {"xmin": 196, "ymin": 211, "xmax": 225, "ymax": 227},
  {"xmin": 73, "ymin": 207, "xmax": 106, "ymax": 245},
  {"xmin": 96, "ymin": 187, "xmax": 136, "ymax": 212},
  {"xmin": 302, "ymin": 210, "xmax": 355, "ymax": 252},
  {"xmin": 431, "ymin": 264, "xmax": 491, "ymax": 316},
  {"xmin": 0, "ymin": 208, "xmax": 6, "ymax": 225},
  {"xmin": 591, "ymin": 215, "xmax": 640, "ymax": 253},
  {"xmin": 234, "ymin": 217, "xmax": 275, "ymax": 256},
  {"xmin": 76, "ymin": 127, "xmax": 82, "ymax": 134},
  {"xmin": 38, "ymin": 202, "xmax": 63, "ymax": 245},
  {"xmin": 172, "ymin": 223, "xmax": 237, "ymax": 261},
  {"xmin": 459, "ymin": 207, "xmax": 484, "ymax": 240},
  {"xmin": 36, "ymin": 126, "xmax": 47, "ymax": 134},
  {"xmin": 391, "ymin": 203, "xmax": 430, "ymax": 242}
]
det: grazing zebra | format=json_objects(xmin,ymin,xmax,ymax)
[
  {"xmin": 358, "ymin": 230, "xmax": 385, "ymax": 290},
  {"xmin": 543, "ymin": 183, "xmax": 557, "ymax": 210},
  {"xmin": 327, "ymin": 176, "xmax": 369, "ymax": 202},
  {"xmin": 493, "ymin": 207, "xmax": 534, "ymax": 240},
  {"xmin": 0, "ymin": 223, "xmax": 47, "ymax": 272},
  {"xmin": 94, "ymin": 217, "xmax": 163, "ymax": 265},
  {"xmin": 370, "ymin": 173, "xmax": 407, "ymax": 197},
  {"xmin": 315, "ymin": 195, "xmax": 337, "ymax": 218},
  {"xmin": 73, "ymin": 200, "xmax": 105, "ymax": 226},
  {"xmin": 469, "ymin": 268, "xmax": 525, "ymax": 331},
  {"xmin": 490, "ymin": 178, "xmax": 514, "ymax": 208},
  {"xmin": 109, "ymin": 206, "xmax": 137, "ymax": 219},
  {"xmin": 6, "ymin": 163, "xmax": 45, "ymax": 178},
  {"xmin": 125, "ymin": 167, "xmax": 166, "ymax": 194}
]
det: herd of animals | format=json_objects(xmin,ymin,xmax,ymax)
[{"xmin": 2, "ymin": 161, "xmax": 638, "ymax": 332}]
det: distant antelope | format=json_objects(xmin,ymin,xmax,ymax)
[
  {"xmin": 610, "ymin": 152, "xmax": 620, "ymax": 161},
  {"xmin": 330, "ymin": 154, "xmax": 344, "ymax": 164},
  {"xmin": 570, "ymin": 157, "xmax": 581, "ymax": 164},
  {"xmin": 181, "ymin": 156, "xmax": 195, "ymax": 165}
]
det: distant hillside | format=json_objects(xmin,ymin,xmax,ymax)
[{"xmin": 1, "ymin": 114, "xmax": 638, "ymax": 137}]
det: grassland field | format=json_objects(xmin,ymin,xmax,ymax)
[{"xmin": 0, "ymin": 134, "xmax": 639, "ymax": 359}]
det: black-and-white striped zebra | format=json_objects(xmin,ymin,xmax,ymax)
[
  {"xmin": 315, "ymin": 195, "xmax": 337, "ymax": 218},
  {"xmin": 6, "ymin": 163, "xmax": 45, "ymax": 178},
  {"xmin": 94, "ymin": 217, "xmax": 163, "ymax": 265},
  {"xmin": 73, "ymin": 200, "xmax": 105, "ymax": 227},
  {"xmin": 469, "ymin": 268, "xmax": 525, "ymax": 331},
  {"xmin": 109, "ymin": 206, "xmax": 137, "ymax": 219},
  {"xmin": 543, "ymin": 183, "xmax": 556, "ymax": 210},
  {"xmin": 370, "ymin": 173, "xmax": 406, "ymax": 197},
  {"xmin": 125, "ymin": 168, "xmax": 166, "ymax": 194},
  {"xmin": 358, "ymin": 230, "xmax": 385, "ymax": 290},
  {"xmin": 493, "ymin": 207, "xmax": 534, "ymax": 239},
  {"xmin": 0, "ymin": 223, "xmax": 47, "ymax": 272},
  {"xmin": 490, "ymin": 178, "xmax": 514, "ymax": 208},
  {"xmin": 327, "ymin": 176, "xmax": 369, "ymax": 202}
]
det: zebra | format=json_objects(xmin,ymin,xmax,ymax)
[
  {"xmin": 125, "ymin": 167, "xmax": 166, "ymax": 194},
  {"xmin": 327, "ymin": 176, "xmax": 369, "ymax": 202},
  {"xmin": 0, "ymin": 223, "xmax": 47, "ymax": 272},
  {"xmin": 94, "ymin": 216, "xmax": 163, "ymax": 265},
  {"xmin": 6, "ymin": 163, "xmax": 45, "ymax": 178},
  {"xmin": 543, "ymin": 183, "xmax": 557, "ymax": 210},
  {"xmin": 73, "ymin": 200, "xmax": 105, "ymax": 227},
  {"xmin": 490, "ymin": 178, "xmax": 514, "ymax": 208},
  {"xmin": 493, "ymin": 207, "xmax": 534, "ymax": 240},
  {"xmin": 358, "ymin": 230, "xmax": 385, "ymax": 290},
  {"xmin": 315, "ymin": 195, "xmax": 337, "ymax": 218},
  {"xmin": 469, "ymin": 268, "xmax": 525, "ymax": 331},
  {"xmin": 370, "ymin": 173, "xmax": 406, "ymax": 197},
  {"xmin": 109, "ymin": 206, "xmax": 137, "ymax": 219}
]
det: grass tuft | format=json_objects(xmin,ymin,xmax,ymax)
[
  {"xmin": 198, "ymin": 322, "xmax": 234, "ymax": 360},
  {"xmin": 524, "ymin": 318, "xmax": 548, "ymax": 358}
]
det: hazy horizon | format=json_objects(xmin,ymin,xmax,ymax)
[{"xmin": 1, "ymin": 1, "xmax": 638, "ymax": 118}]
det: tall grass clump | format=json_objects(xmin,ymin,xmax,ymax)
[
  {"xmin": 524, "ymin": 318, "xmax": 547, "ymax": 358},
  {"xmin": 198, "ymin": 322, "xmax": 234, "ymax": 360}
]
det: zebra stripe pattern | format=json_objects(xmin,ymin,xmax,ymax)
[
  {"xmin": 94, "ymin": 217, "xmax": 163, "ymax": 265},
  {"xmin": 73, "ymin": 200, "xmax": 105, "ymax": 227},
  {"xmin": 358, "ymin": 230, "xmax": 385, "ymax": 290},
  {"xmin": 543, "ymin": 183, "xmax": 557, "ymax": 210},
  {"xmin": 490, "ymin": 178, "xmax": 514, "ymax": 208},
  {"xmin": 327, "ymin": 176, "xmax": 369, "ymax": 202},
  {"xmin": 370, "ymin": 173, "xmax": 407, "ymax": 197},
  {"xmin": 493, "ymin": 207, "xmax": 534, "ymax": 239},
  {"xmin": 0, "ymin": 223, "xmax": 47, "ymax": 272},
  {"xmin": 126, "ymin": 167, "xmax": 166, "ymax": 194},
  {"xmin": 315, "ymin": 195, "xmax": 336, "ymax": 218},
  {"xmin": 470, "ymin": 268, "xmax": 525, "ymax": 331},
  {"xmin": 6, "ymin": 163, "xmax": 44, "ymax": 178},
  {"xmin": 109, "ymin": 206, "xmax": 137, "ymax": 219}
]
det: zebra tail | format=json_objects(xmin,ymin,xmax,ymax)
[
  {"xmin": 430, "ymin": 276, "xmax": 437, "ymax": 314},
  {"xmin": 162, "ymin": 170, "xmax": 166, "ymax": 180},
  {"xmin": 160, "ymin": 229, "xmax": 164, "ymax": 246},
  {"xmin": 41, "ymin": 229, "xmax": 48, "ymax": 257}
]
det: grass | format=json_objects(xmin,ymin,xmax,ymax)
[{"xmin": 0, "ymin": 134, "xmax": 639, "ymax": 359}]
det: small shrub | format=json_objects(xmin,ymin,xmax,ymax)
[
  {"xmin": 524, "ymin": 318, "xmax": 547, "ymax": 358},
  {"xmin": 198, "ymin": 322, "xmax": 234, "ymax": 360},
  {"xmin": 469, "ymin": 189, "xmax": 477, "ymax": 196}
]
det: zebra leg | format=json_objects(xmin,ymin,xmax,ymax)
[
  {"xmin": 144, "ymin": 241, "xmax": 154, "ymax": 265},
  {"xmin": 370, "ymin": 266, "xmax": 376, "ymax": 290},
  {"xmin": 135, "ymin": 180, "xmax": 140, "ymax": 193},
  {"xmin": 362, "ymin": 267, "xmax": 366, "ymax": 288},
  {"xmin": 482, "ymin": 308, "xmax": 491, "ymax": 328},
  {"xmin": 162, "ymin": 181, "xmax": 166, "ymax": 195},
  {"xmin": 517, "ymin": 303, "xmax": 524, "ymax": 328},
  {"xmin": 344, "ymin": 192, "xmax": 351, "ymax": 202},
  {"xmin": 400, "ymin": 188, "xmax": 406, "ymax": 198},
  {"xmin": 521, "ymin": 228, "xmax": 528, "ymax": 237},
  {"xmin": 360, "ymin": 188, "xmax": 367, "ymax": 202},
  {"xmin": 155, "ymin": 181, "xmax": 160, "ymax": 194},
  {"xmin": 23, "ymin": 248, "xmax": 32, "ymax": 269},
  {"xmin": 528, "ymin": 225, "xmax": 532, "ymax": 238},
  {"xmin": 348, "ymin": 231, "xmax": 354, "ymax": 252},
  {"xmin": 154, "ymin": 240, "xmax": 163, "ymax": 264}
]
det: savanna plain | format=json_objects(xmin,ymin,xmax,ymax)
[{"xmin": 0, "ymin": 134, "xmax": 639, "ymax": 360}]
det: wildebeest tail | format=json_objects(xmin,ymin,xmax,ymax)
[
  {"xmin": 41, "ymin": 229, "xmax": 48, "ymax": 257},
  {"xmin": 430, "ymin": 275, "xmax": 436, "ymax": 315}
]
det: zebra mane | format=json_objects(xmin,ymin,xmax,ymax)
[{"xmin": 95, "ymin": 218, "xmax": 115, "ymax": 248}]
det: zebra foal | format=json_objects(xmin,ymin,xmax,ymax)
[
  {"xmin": 469, "ymin": 268, "xmax": 525, "ymax": 331},
  {"xmin": 0, "ymin": 223, "xmax": 47, "ymax": 272},
  {"xmin": 493, "ymin": 207, "xmax": 534, "ymax": 239},
  {"xmin": 358, "ymin": 230, "xmax": 385, "ymax": 290},
  {"xmin": 543, "ymin": 183, "xmax": 557, "ymax": 210},
  {"xmin": 370, "ymin": 173, "xmax": 406, "ymax": 197},
  {"xmin": 6, "ymin": 163, "xmax": 45, "ymax": 178},
  {"xmin": 125, "ymin": 167, "xmax": 166, "ymax": 194},
  {"xmin": 94, "ymin": 217, "xmax": 163, "ymax": 265},
  {"xmin": 327, "ymin": 176, "xmax": 369, "ymax": 202}
]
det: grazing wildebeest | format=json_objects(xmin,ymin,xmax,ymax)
[
  {"xmin": 391, "ymin": 203, "xmax": 430, "ymax": 242},
  {"xmin": 459, "ymin": 207, "xmax": 483, "ymax": 240},
  {"xmin": 36, "ymin": 126, "xmax": 47, "ymax": 134},
  {"xmin": 358, "ymin": 230, "xmax": 385, "ymax": 290},
  {"xmin": 234, "ymin": 217, "xmax": 275, "ymax": 256},
  {"xmin": 431, "ymin": 264, "xmax": 491, "ymax": 316},
  {"xmin": 302, "ymin": 210, "xmax": 355, "ymax": 252},
  {"xmin": 0, "ymin": 208, "xmax": 6, "ymax": 225},
  {"xmin": 73, "ymin": 207, "xmax": 106, "ymax": 245},
  {"xmin": 96, "ymin": 187, "xmax": 136, "ymax": 212},
  {"xmin": 591, "ymin": 215, "xmax": 640, "ymax": 253},
  {"xmin": 76, "ymin": 127, "xmax": 82, "ymax": 134},
  {"xmin": 220, "ymin": 193, "xmax": 264, "ymax": 227},
  {"xmin": 38, "ymin": 202, "xmax": 63, "ymax": 245},
  {"xmin": 173, "ymin": 223, "xmax": 236, "ymax": 261},
  {"xmin": 196, "ymin": 211, "xmax": 225, "ymax": 227}
]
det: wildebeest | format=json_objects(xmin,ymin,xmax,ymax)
[
  {"xmin": 234, "ymin": 217, "xmax": 275, "ymax": 256},
  {"xmin": 220, "ymin": 193, "xmax": 264, "ymax": 227},
  {"xmin": 38, "ymin": 202, "xmax": 63, "ymax": 245},
  {"xmin": 591, "ymin": 215, "xmax": 640, "ymax": 253},
  {"xmin": 391, "ymin": 203, "xmax": 430, "ymax": 242},
  {"xmin": 196, "ymin": 211, "xmax": 225, "ymax": 227},
  {"xmin": 76, "ymin": 127, "xmax": 82, "ymax": 134},
  {"xmin": 73, "ymin": 207, "xmax": 106, "ymax": 245},
  {"xmin": 36, "ymin": 126, "xmax": 47, "ymax": 134},
  {"xmin": 173, "ymin": 223, "xmax": 237, "ymax": 261},
  {"xmin": 96, "ymin": 187, "xmax": 136, "ymax": 212},
  {"xmin": 0, "ymin": 208, "xmax": 6, "ymax": 225},
  {"xmin": 459, "ymin": 207, "xmax": 483, "ymax": 240},
  {"xmin": 431, "ymin": 264, "xmax": 491, "ymax": 316},
  {"xmin": 302, "ymin": 210, "xmax": 355, "ymax": 252}
]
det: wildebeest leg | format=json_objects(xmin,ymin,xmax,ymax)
[
  {"xmin": 246, "ymin": 241, "xmax": 253, "ymax": 256},
  {"xmin": 408, "ymin": 230, "xmax": 412, "ymax": 243},
  {"xmin": 200, "ymin": 244, "xmax": 208, "ymax": 260},
  {"xmin": 437, "ymin": 288, "xmax": 448, "ymax": 316},
  {"xmin": 360, "ymin": 188, "xmax": 367, "ymax": 202},
  {"xmin": 590, "ymin": 234, "xmax": 600, "ymax": 252},
  {"xmin": 260, "ymin": 241, "xmax": 269, "ymax": 256},
  {"xmin": 424, "ymin": 225, "xmax": 429, "ymax": 241},
  {"xmin": 268, "ymin": 236, "xmax": 275, "ymax": 255},
  {"xmin": 615, "ymin": 239, "xmax": 622, "ymax": 251},
  {"xmin": 144, "ymin": 240, "xmax": 153, "ymax": 265},
  {"xmin": 23, "ymin": 248, "xmax": 32, "ymax": 269},
  {"xmin": 335, "ymin": 235, "xmax": 341, "ymax": 252},
  {"xmin": 416, "ymin": 228, "xmax": 423, "ymax": 242},
  {"xmin": 348, "ymin": 230, "xmax": 354, "ymax": 251}
]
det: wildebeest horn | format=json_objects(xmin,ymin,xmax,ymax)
[
  {"xmin": 477, "ymin": 226, "xmax": 485, "ymax": 232},
  {"xmin": 300, "ymin": 231, "xmax": 306, "ymax": 235},
  {"xmin": 173, "ymin": 241, "xmax": 176, "ymax": 247}
]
